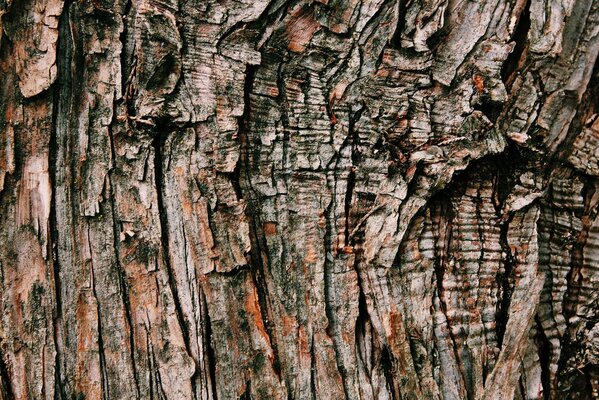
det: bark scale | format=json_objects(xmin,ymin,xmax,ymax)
[{"xmin": 0, "ymin": 0, "xmax": 597, "ymax": 398}]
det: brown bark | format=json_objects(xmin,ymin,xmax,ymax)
[{"xmin": 0, "ymin": 0, "xmax": 598, "ymax": 398}]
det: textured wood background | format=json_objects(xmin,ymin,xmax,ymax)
[{"xmin": 0, "ymin": 0, "xmax": 597, "ymax": 398}]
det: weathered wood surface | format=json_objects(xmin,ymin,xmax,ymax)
[{"xmin": 0, "ymin": 0, "xmax": 597, "ymax": 398}]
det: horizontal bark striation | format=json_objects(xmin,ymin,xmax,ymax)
[{"xmin": 0, "ymin": 0, "xmax": 598, "ymax": 398}]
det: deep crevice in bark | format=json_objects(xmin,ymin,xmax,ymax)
[
  {"xmin": 200, "ymin": 288, "xmax": 218, "ymax": 400},
  {"xmin": 429, "ymin": 185, "xmax": 472, "ymax": 397},
  {"xmin": 501, "ymin": 0, "xmax": 531, "ymax": 89},
  {"xmin": 149, "ymin": 339, "xmax": 166, "ymax": 400},
  {"xmin": 390, "ymin": 0, "xmax": 409, "ymax": 49},
  {"xmin": 496, "ymin": 211, "xmax": 516, "ymax": 347},
  {"xmin": 107, "ymin": 128, "xmax": 141, "ymax": 398},
  {"xmin": 51, "ymin": 7, "xmax": 68, "ymax": 397},
  {"xmin": 1, "ymin": 0, "xmax": 598, "ymax": 396},
  {"xmin": 0, "ymin": 349, "xmax": 15, "ymax": 400},
  {"xmin": 244, "ymin": 212, "xmax": 283, "ymax": 378},
  {"xmin": 557, "ymin": 172, "xmax": 597, "ymax": 399},
  {"xmin": 240, "ymin": 379, "xmax": 252, "ymax": 400},
  {"xmin": 118, "ymin": 0, "xmax": 134, "ymax": 94},
  {"xmin": 380, "ymin": 345, "xmax": 398, "ymax": 400},
  {"xmin": 323, "ymin": 179, "xmax": 351, "ymax": 399},
  {"xmin": 344, "ymin": 167, "xmax": 355, "ymax": 247},
  {"xmin": 535, "ymin": 316, "xmax": 552, "ymax": 400},
  {"xmin": 87, "ymin": 235, "xmax": 110, "ymax": 400},
  {"xmin": 492, "ymin": 149, "xmax": 520, "ymax": 347},
  {"xmin": 562, "ymin": 174, "xmax": 592, "ymax": 322},
  {"xmin": 238, "ymin": 64, "xmax": 283, "ymax": 382},
  {"xmin": 472, "ymin": 101, "xmax": 502, "ymax": 124},
  {"xmin": 309, "ymin": 335, "xmax": 317, "ymax": 400},
  {"xmin": 151, "ymin": 126, "xmax": 194, "ymax": 372}
]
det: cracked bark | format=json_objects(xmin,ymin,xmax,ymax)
[{"xmin": 0, "ymin": 0, "xmax": 598, "ymax": 399}]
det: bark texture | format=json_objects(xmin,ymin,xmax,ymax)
[{"xmin": 0, "ymin": 0, "xmax": 598, "ymax": 398}]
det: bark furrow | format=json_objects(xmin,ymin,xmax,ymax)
[{"xmin": 0, "ymin": 0, "xmax": 598, "ymax": 398}]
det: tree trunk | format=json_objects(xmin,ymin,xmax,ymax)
[{"xmin": 0, "ymin": 0, "xmax": 598, "ymax": 398}]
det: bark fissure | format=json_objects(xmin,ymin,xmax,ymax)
[
  {"xmin": 0, "ymin": 349, "xmax": 15, "ymax": 400},
  {"xmin": 1, "ymin": 0, "xmax": 598, "ymax": 397},
  {"xmin": 50, "ymin": 5, "xmax": 68, "ymax": 396},
  {"xmin": 238, "ymin": 63, "xmax": 284, "ymax": 381},
  {"xmin": 151, "ymin": 128, "xmax": 194, "ymax": 362},
  {"xmin": 87, "ymin": 226, "xmax": 110, "ymax": 400},
  {"xmin": 107, "ymin": 126, "xmax": 141, "ymax": 398},
  {"xmin": 496, "ymin": 212, "xmax": 516, "ymax": 347},
  {"xmin": 323, "ymin": 178, "xmax": 351, "ymax": 399},
  {"xmin": 200, "ymin": 288, "xmax": 218, "ymax": 400},
  {"xmin": 501, "ymin": 0, "xmax": 531, "ymax": 88},
  {"xmin": 535, "ymin": 317, "xmax": 551, "ymax": 400}
]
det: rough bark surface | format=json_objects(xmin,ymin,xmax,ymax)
[{"xmin": 0, "ymin": 0, "xmax": 598, "ymax": 398}]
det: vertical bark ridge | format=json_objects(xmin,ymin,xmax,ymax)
[{"xmin": 0, "ymin": 0, "xmax": 598, "ymax": 398}]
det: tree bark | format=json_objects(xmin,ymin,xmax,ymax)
[{"xmin": 0, "ymin": 0, "xmax": 598, "ymax": 398}]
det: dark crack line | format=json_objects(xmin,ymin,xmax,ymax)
[
  {"xmin": 238, "ymin": 64, "xmax": 284, "ymax": 385},
  {"xmin": 323, "ymin": 170, "xmax": 351, "ymax": 400},
  {"xmin": 50, "ymin": 0, "xmax": 74, "ymax": 397},
  {"xmin": 501, "ymin": 0, "xmax": 531, "ymax": 89},
  {"xmin": 0, "ymin": 348, "xmax": 14, "ymax": 400},
  {"xmin": 151, "ymin": 128, "xmax": 195, "ymax": 395},
  {"xmin": 199, "ymin": 288, "xmax": 218, "ymax": 400},
  {"xmin": 107, "ymin": 120, "xmax": 141, "ymax": 398}
]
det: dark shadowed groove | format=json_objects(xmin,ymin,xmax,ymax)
[
  {"xmin": 310, "ymin": 336, "xmax": 317, "ymax": 398},
  {"xmin": 151, "ymin": 128, "xmax": 196, "ymax": 394},
  {"xmin": 107, "ymin": 124, "xmax": 141, "ymax": 398},
  {"xmin": 347, "ymin": 104, "xmax": 364, "ymax": 232},
  {"xmin": 390, "ymin": 0, "xmax": 408, "ymax": 49},
  {"xmin": 144, "ymin": 330, "xmax": 155, "ymax": 400},
  {"xmin": 221, "ymin": 161, "xmax": 243, "ymax": 201},
  {"xmin": 352, "ymin": 233, "xmax": 377, "ymax": 399},
  {"xmin": 501, "ymin": 0, "xmax": 531, "ymax": 89},
  {"xmin": 323, "ymin": 176, "xmax": 351, "ymax": 399},
  {"xmin": 149, "ymin": 341, "xmax": 167, "ymax": 400},
  {"xmin": 473, "ymin": 182, "xmax": 489, "ymax": 387},
  {"xmin": 86, "ymin": 232, "xmax": 110, "ymax": 400},
  {"xmin": 391, "ymin": 207, "xmax": 431, "ymax": 389},
  {"xmin": 237, "ymin": 64, "xmax": 284, "ymax": 383},
  {"xmin": 534, "ymin": 317, "xmax": 551, "ymax": 400},
  {"xmin": 244, "ymin": 213, "xmax": 284, "ymax": 376},
  {"xmin": 492, "ymin": 147, "xmax": 521, "ymax": 347},
  {"xmin": 106, "ymin": 8, "xmax": 142, "ymax": 391},
  {"xmin": 0, "ymin": 348, "xmax": 14, "ymax": 400},
  {"xmin": 240, "ymin": 379, "xmax": 252, "ymax": 400},
  {"xmin": 353, "ymin": 259, "xmax": 370, "ymax": 358},
  {"xmin": 344, "ymin": 168, "xmax": 355, "ymax": 246},
  {"xmin": 380, "ymin": 346, "xmax": 398, "ymax": 400},
  {"xmin": 496, "ymin": 212, "xmax": 516, "ymax": 347},
  {"xmin": 50, "ymin": 1, "xmax": 72, "ymax": 397},
  {"xmin": 557, "ymin": 173, "xmax": 596, "ymax": 398},
  {"xmin": 119, "ymin": 0, "xmax": 134, "ymax": 93},
  {"xmin": 199, "ymin": 288, "xmax": 218, "ymax": 400}
]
